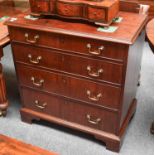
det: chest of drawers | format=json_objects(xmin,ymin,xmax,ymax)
[{"xmin": 6, "ymin": 11, "xmax": 147, "ymax": 152}]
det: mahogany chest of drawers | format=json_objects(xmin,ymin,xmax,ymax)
[{"xmin": 6, "ymin": 11, "xmax": 147, "ymax": 152}]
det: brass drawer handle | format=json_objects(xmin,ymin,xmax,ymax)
[
  {"xmin": 35, "ymin": 100, "xmax": 47, "ymax": 109},
  {"xmin": 86, "ymin": 114, "xmax": 101, "ymax": 125},
  {"xmin": 25, "ymin": 33, "xmax": 39, "ymax": 44},
  {"xmin": 28, "ymin": 54, "xmax": 42, "ymax": 64},
  {"xmin": 87, "ymin": 90, "xmax": 102, "ymax": 102},
  {"xmin": 87, "ymin": 43, "xmax": 104, "ymax": 56},
  {"xmin": 31, "ymin": 77, "xmax": 44, "ymax": 87},
  {"xmin": 87, "ymin": 66, "xmax": 103, "ymax": 77}
]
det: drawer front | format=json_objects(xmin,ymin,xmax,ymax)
[
  {"xmin": 57, "ymin": 1, "xmax": 81, "ymax": 17},
  {"xmin": 21, "ymin": 88, "xmax": 62, "ymax": 118},
  {"xmin": 16, "ymin": 64, "xmax": 121, "ymax": 110},
  {"xmin": 12, "ymin": 43, "xmax": 123, "ymax": 85},
  {"xmin": 9, "ymin": 28, "xmax": 60, "ymax": 48},
  {"xmin": 62, "ymin": 100, "xmax": 118, "ymax": 134},
  {"xmin": 87, "ymin": 7, "xmax": 105, "ymax": 21},
  {"xmin": 21, "ymin": 88, "xmax": 118, "ymax": 134},
  {"xmin": 9, "ymin": 28, "xmax": 126, "ymax": 62},
  {"xmin": 29, "ymin": 0, "xmax": 50, "ymax": 13}
]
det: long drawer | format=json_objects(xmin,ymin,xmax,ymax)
[
  {"xmin": 16, "ymin": 64, "xmax": 121, "ymax": 110},
  {"xmin": 21, "ymin": 88, "xmax": 118, "ymax": 134},
  {"xmin": 9, "ymin": 27, "xmax": 126, "ymax": 62},
  {"xmin": 12, "ymin": 43, "xmax": 123, "ymax": 85}
]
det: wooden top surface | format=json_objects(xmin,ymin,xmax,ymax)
[
  {"xmin": 59, "ymin": 0, "xmax": 118, "ymax": 7},
  {"xmin": 146, "ymin": 19, "xmax": 154, "ymax": 46},
  {"xmin": 0, "ymin": 134, "xmax": 57, "ymax": 155},
  {"xmin": 6, "ymin": 11, "xmax": 147, "ymax": 45},
  {"xmin": 0, "ymin": 6, "xmax": 21, "ymax": 47}
]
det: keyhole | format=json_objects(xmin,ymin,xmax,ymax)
[
  {"xmin": 61, "ymin": 56, "xmax": 65, "ymax": 62},
  {"xmin": 62, "ymin": 78, "xmax": 67, "ymax": 84},
  {"xmin": 65, "ymin": 9, "xmax": 68, "ymax": 13},
  {"xmin": 64, "ymin": 101, "xmax": 68, "ymax": 104},
  {"xmin": 94, "ymin": 12, "xmax": 97, "ymax": 16},
  {"xmin": 60, "ymin": 37, "xmax": 65, "ymax": 44}
]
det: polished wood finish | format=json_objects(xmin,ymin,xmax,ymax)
[
  {"xmin": 146, "ymin": 19, "xmax": 154, "ymax": 51},
  {"xmin": 120, "ymin": 0, "xmax": 139, "ymax": 13},
  {"xmin": 0, "ymin": 6, "xmax": 21, "ymax": 44},
  {"xmin": 9, "ymin": 28, "xmax": 127, "ymax": 60},
  {"xmin": 21, "ymin": 88, "xmax": 118, "ymax": 133},
  {"xmin": 29, "ymin": 0, "xmax": 119, "ymax": 26},
  {"xmin": 146, "ymin": 19, "xmax": 154, "ymax": 134},
  {"xmin": 0, "ymin": 134, "xmax": 57, "ymax": 155},
  {"xmin": 120, "ymin": 0, "xmax": 153, "ymax": 20},
  {"xmin": 0, "ymin": 0, "xmax": 15, "ymax": 7},
  {"xmin": 0, "ymin": 6, "xmax": 22, "ymax": 116},
  {"xmin": 6, "ymin": 11, "xmax": 147, "ymax": 152},
  {"xmin": 0, "ymin": 54, "xmax": 8, "ymax": 117},
  {"xmin": 139, "ymin": 0, "xmax": 154, "ymax": 20},
  {"xmin": 17, "ymin": 64, "xmax": 121, "ymax": 110},
  {"xmin": 12, "ymin": 43, "xmax": 124, "ymax": 85}
]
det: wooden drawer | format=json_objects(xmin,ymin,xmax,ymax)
[
  {"xmin": 16, "ymin": 64, "xmax": 121, "ymax": 110},
  {"xmin": 9, "ymin": 28, "xmax": 126, "ymax": 62},
  {"xmin": 21, "ymin": 87, "xmax": 118, "ymax": 134},
  {"xmin": 57, "ymin": 1, "xmax": 81, "ymax": 17},
  {"xmin": 62, "ymin": 99, "xmax": 118, "ymax": 134},
  {"xmin": 21, "ymin": 88, "xmax": 62, "ymax": 118},
  {"xmin": 9, "ymin": 28, "xmax": 60, "ymax": 48},
  {"xmin": 87, "ymin": 6, "xmax": 105, "ymax": 21},
  {"xmin": 29, "ymin": 0, "xmax": 50, "ymax": 13},
  {"xmin": 12, "ymin": 43, "xmax": 123, "ymax": 85}
]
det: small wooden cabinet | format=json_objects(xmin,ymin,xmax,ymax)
[
  {"xmin": 6, "ymin": 11, "xmax": 147, "ymax": 152},
  {"xmin": 0, "ymin": 48, "xmax": 9, "ymax": 116},
  {"xmin": 29, "ymin": 0, "xmax": 119, "ymax": 26}
]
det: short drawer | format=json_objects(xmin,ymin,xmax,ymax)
[
  {"xmin": 9, "ymin": 28, "xmax": 127, "ymax": 62},
  {"xmin": 9, "ymin": 27, "xmax": 60, "ymax": 48},
  {"xmin": 21, "ymin": 87, "xmax": 118, "ymax": 134},
  {"xmin": 62, "ymin": 100, "xmax": 118, "ymax": 134},
  {"xmin": 87, "ymin": 6, "xmax": 105, "ymax": 21},
  {"xmin": 16, "ymin": 64, "xmax": 121, "ymax": 110},
  {"xmin": 29, "ymin": 0, "xmax": 50, "ymax": 13},
  {"xmin": 21, "ymin": 88, "xmax": 62, "ymax": 118},
  {"xmin": 57, "ymin": 1, "xmax": 81, "ymax": 17},
  {"xmin": 12, "ymin": 43, "xmax": 123, "ymax": 85}
]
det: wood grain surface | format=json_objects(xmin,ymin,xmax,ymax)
[
  {"xmin": 6, "ymin": 10, "xmax": 147, "ymax": 152},
  {"xmin": 146, "ymin": 19, "xmax": 154, "ymax": 47},
  {"xmin": 0, "ymin": 134, "xmax": 57, "ymax": 155},
  {"xmin": 6, "ymin": 11, "xmax": 147, "ymax": 44},
  {"xmin": 0, "ymin": 6, "xmax": 21, "ymax": 46}
]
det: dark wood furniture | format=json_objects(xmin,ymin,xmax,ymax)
[
  {"xmin": 120, "ymin": 0, "xmax": 140, "ymax": 13},
  {"xmin": 0, "ymin": 0, "xmax": 15, "ymax": 7},
  {"xmin": 0, "ymin": 134, "xmax": 57, "ymax": 155},
  {"xmin": 0, "ymin": 6, "xmax": 21, "ymax": 116},
  {"xmin": 139, "ymin": 0, "xmax": 154, "ymax": 20},
  {"xmin": 120, "ymin": 0, "xmax": 153, "ymax": 20},
  {"xmin": 146, "ymin": 19, "xmax": 154, "ymax": 51},
  {"xmin": 0, "ymin": 22, "xmax": 9, "ymax": 117},
  {"xmin": 29, "ymin": 0, "xmax": 119, "ymax": 26},
  {"xmin": 6, "ymin": 11, "xmax": 147, "ymax": 152},
  {"xmin": 146, "ymin": 19, "xmax": 154, "ymax": 134}
]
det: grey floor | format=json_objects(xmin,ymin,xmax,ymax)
[{"xmin": 0, "ymin": 42, "xmax": 154, "ymax": 155}]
